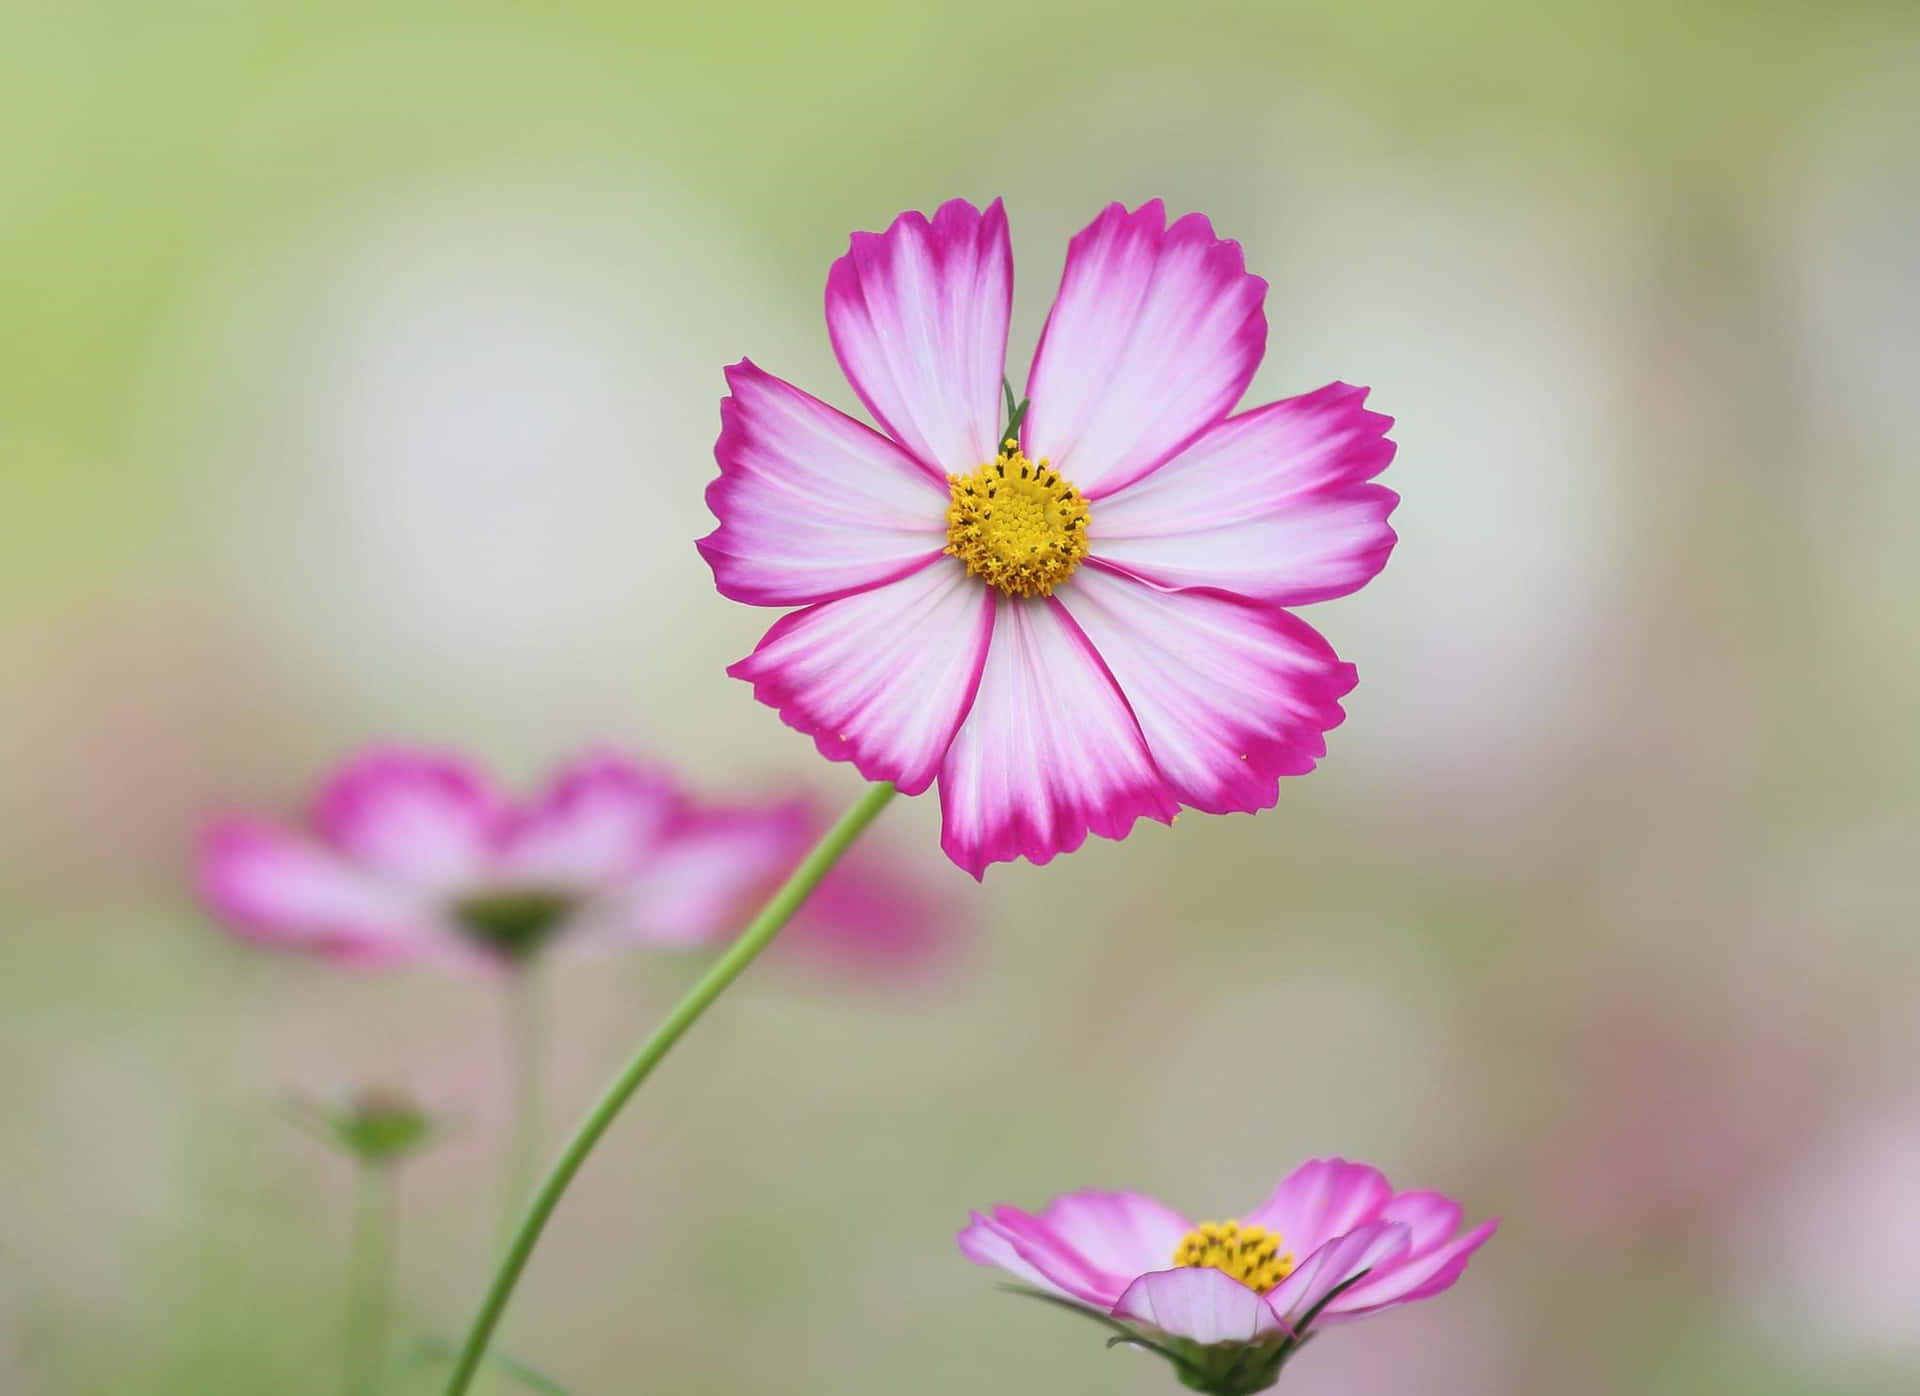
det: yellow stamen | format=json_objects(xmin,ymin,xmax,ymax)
[
  {"xmin": 1172, "ymin": 1220, "xmax": 1295, "ymax": 1293},
  {"xmin": 944, "ymin": 439, "xmax": 1090, "ymax": 598}
]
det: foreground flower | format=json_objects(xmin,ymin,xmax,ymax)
[
  {"xmin": 699, "ymin": 198, "xmax": 1397, "ymax": 877},
  {"xmin": 959, "ymin": 1157, "xmax": 1495, "ymax": 1394},
  {"xmin": 199, "ymin": 745, "xmax": 945, "ymax": 973}
]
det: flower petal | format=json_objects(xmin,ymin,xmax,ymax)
[
  {"xmin": 197, "ymin": 819, "xmax": 448, "ymax": 967},
  {"xmin": 606, "ymin": 801, "xmax": 813, "ymax": 948},
  {"xmin": 826, "ymin": 198, "xmax": 1012, "ymax": 474},
  {"xmin": 1058, "ymin": 565, "xmax": 1356, "ymax": 816},
  {"xmin": 311, "ymin": 747, "xmax": 501, "ymax": 895},
  {"xmin": 728, "ymin": 559, "xmax": 995, "ymax": 796},
  {"xmin": 957, "ymin": 1207, "xmax": 1136, "ymax": 1307},
  {"xmin": 1263, "ymin": 1220, "xmax": 1412, "ymax": 1329},
  {"xmin": 498, "ymin": 753, "xmax": 681, "ymax": 888},
  {"xmin": 1090, "ymin": 384, "xmax": 1399, "ymax": 604},
  {"xmin": 1245, "ymin": 1158, "xmax": 1394, "ymax": 1259},
  {"xmin": 1320, "ymin": 1218, "xmax": 1498, "ymax": 1319},
  {"xmin": 1112, "ymin": 1266, "xmax": 1286, "ymax": 1346},
  {"xmin": 936, "ymin": 597, "xmax": 1178, "ymax": 877},
  {"xmin": 1032, "ymin": 1190, "xmax": 1195, "ymax": 1280},
  {"xmin": 1024, "ymin": 200, "xmax": 1266, "ymax": 499},
  {"xmin": 1377, "ymin": 1190, "xmax": 1466, "ymax": 1257},
  {"xmin": 697, "ymin": 359, "xmax": 950, "ymax": 606},
  {"xmin": 957, "ymin": 1210, "xmax": 1074, "ymax": 1299}
]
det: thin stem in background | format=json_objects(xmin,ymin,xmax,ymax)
[
  {"xmin": 438, "ymin": 780, "xmax": 898, "ymax": 1396},
  {"xmin": 501, "ymin": 963, "xmax": 546, "ymax": 1248},
  {"xmin": 341, "ymin": 1161, "xmax": 396, "ymax": 1396}
]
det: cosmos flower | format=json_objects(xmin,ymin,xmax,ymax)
[
  {"xmin": 698, "ymin": 198, "xmax": 1397, "ymax": 877},
  {"xmin": 198, "ymin": 745, "xmax": 952, "ymax": 975},
  {"xmin": 958, "ymin": 1157, "xmax": 1495, "ymax": 1394}
]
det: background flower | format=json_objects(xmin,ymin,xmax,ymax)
[
  {"xmin": 199, "ymin": 746, "xmax": 799, "ymax": 969},
  {"xmin": 199, "ymin": 746, "xmax": 960, "ymax": 977}
]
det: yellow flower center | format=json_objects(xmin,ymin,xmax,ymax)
[
  {"xmin": 944, "ymin": 440, "xmax": 1090, "ymax": 597},
  {"xmin": 1172, "ymin": 1221, "xmax": 1296, "ymax": 1293}
]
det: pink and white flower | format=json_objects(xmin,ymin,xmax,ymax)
[
  {"xmin": 958, "ymin": 1158, "xmax": 1495, "ymax": 1394},
  {"xmin": 699, "ymin": 198, "xmax": 1397, "ymax": 877},
  {"xmin": 199, "ymin": 745, "xmax": 952, "ymax": 974}
]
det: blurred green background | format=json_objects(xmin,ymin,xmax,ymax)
[{"xmin": 4, "ymin": 2, "xmax": 1919, "ymax": 1393}]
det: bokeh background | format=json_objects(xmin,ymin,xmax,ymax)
[{"xmin": 4, "ymin": 2, "xmax": 1918, "ymax": 1393}]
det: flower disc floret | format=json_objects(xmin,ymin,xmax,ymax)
[
  {"xmin": 944, "ymin": 441, "xmax": 1090, "ymax": 597},
  {"xmin": 1173, "ymin": 1220, "xmax": 1295, "ymax": 1291}
]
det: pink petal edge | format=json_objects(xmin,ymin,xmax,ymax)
[
  {"xmin": 196, "ymin": 817, "xmax": 449, "ymax": 969},
  {"xmin": 959, "ymin": 1206, "xmax": 1139, "ymax": 1308},
  {"xmin": 727, "ymin": 559, "xmax": 996, "ymax": 797},
  {"xmin": 1245, "ymin": 1157, "xmax": 1395, "ymax": 1258},
  {"xmin": 957, "ymin": 1210, "xmax": 1074, "ymax": 1300},
  {"xmin": 1059, "ymin": 563, "xmax": 1356, "ymax": 817},
  {"xmin": 1112, "ymin": 1266, "xmax": 1287, "ymax": 1346},
  {"xmin": 1263, "ymin": 1219, "xmax": 1413, "ymax": 1327},
  {"xmin": 602, "ymin": 798, "xmax": 815, "ymax": 948},
  {"xmin": 1089, "ymin": 383, "xmax": 1399, "ymax": 605},
  {"xmin": 1320, "ymin": 1217, "xmax": 1500, "ymax": 1319},
  {"xmin": 1030, "ymin": 1189, "xmax": 1195, "ymax": 1281},
  {"xmin": 936, "ymin": 597, "xmax": 1179, "ymax": 878},
  {"xmin": 1024, "ymin": 200, "xmax": 1268, "ymax": 501},
  {"xmin": 826, "ymin": 197, "xmax": 1013, "ymax": 476},
  {"xmin": 497, "ymin": 751, "xmax": 683, "ymax": 887},
  {"xmin": 697, "ymin": 359, "xmax": 950, "ymax": 608},
  {"xmin": 310, "ymin": 746, "xmax": 503, "ymax": 895}
]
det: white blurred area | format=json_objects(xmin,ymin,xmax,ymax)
[
  {"xmin": 134, "ymin": 169, "xmax": 819, "ymax": 772},
  {"xmin": 1744, "ymin": 1097, "xmax": 1920, "ymax": 1364}
]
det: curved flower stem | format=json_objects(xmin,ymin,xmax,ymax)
[
  {"xmin": 501, "ymin": 963, "xmax": 545, "ymax": 1247},
  {"xmin": 439, "ymin": 780, "xmax": 898, "ymax": 1396},
  {"xmin": 341, "ymin": 1161, "xmax": 396, "ymax": 1396}
]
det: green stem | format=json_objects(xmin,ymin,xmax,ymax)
[
  {"xmin": 999, "ymin": 378, "xmax": 1029, "ymax": 445},
  {"xmin": 501, "ymin": 964, "xmax": 545, "ymax": 1248},
  {"xmin": 342, "ymin": 1161, "xmax": 396, "ymax": 1396},
  {"xmin": 439, "ymin": 781, "xmax": 898, "ymax": 1396}
]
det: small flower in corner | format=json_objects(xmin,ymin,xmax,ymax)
[
  {"xmin": 958, "ymin": 1157, "xmax": 1495, "ymax": 1394},
  {"xmin": 699, "ymin": 198, "xmax": 1397, "ymax": 878}
]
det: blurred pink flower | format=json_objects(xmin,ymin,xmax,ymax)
[
  {"xmin": 1735, "ymin": 1092, "xmax": 1920, "ymax": 1363},
  {"xmin": 198, "ymin": 745, "xmax": 956, "ymax": 977},
  {"xmin": 699, "ymin": 198, "xmax": 1396, "ymax": 878},
  {"xmin": 744, "ymin": 807, "xmax": 968, "ymax": 985},
  {"xmin": 958, "ymin": 1157, "xmax": 1494, "ymax": 1394},
  {"xmin": 1534, "ymin": 965, "xmax": 1839, "ymax": 1258}
]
